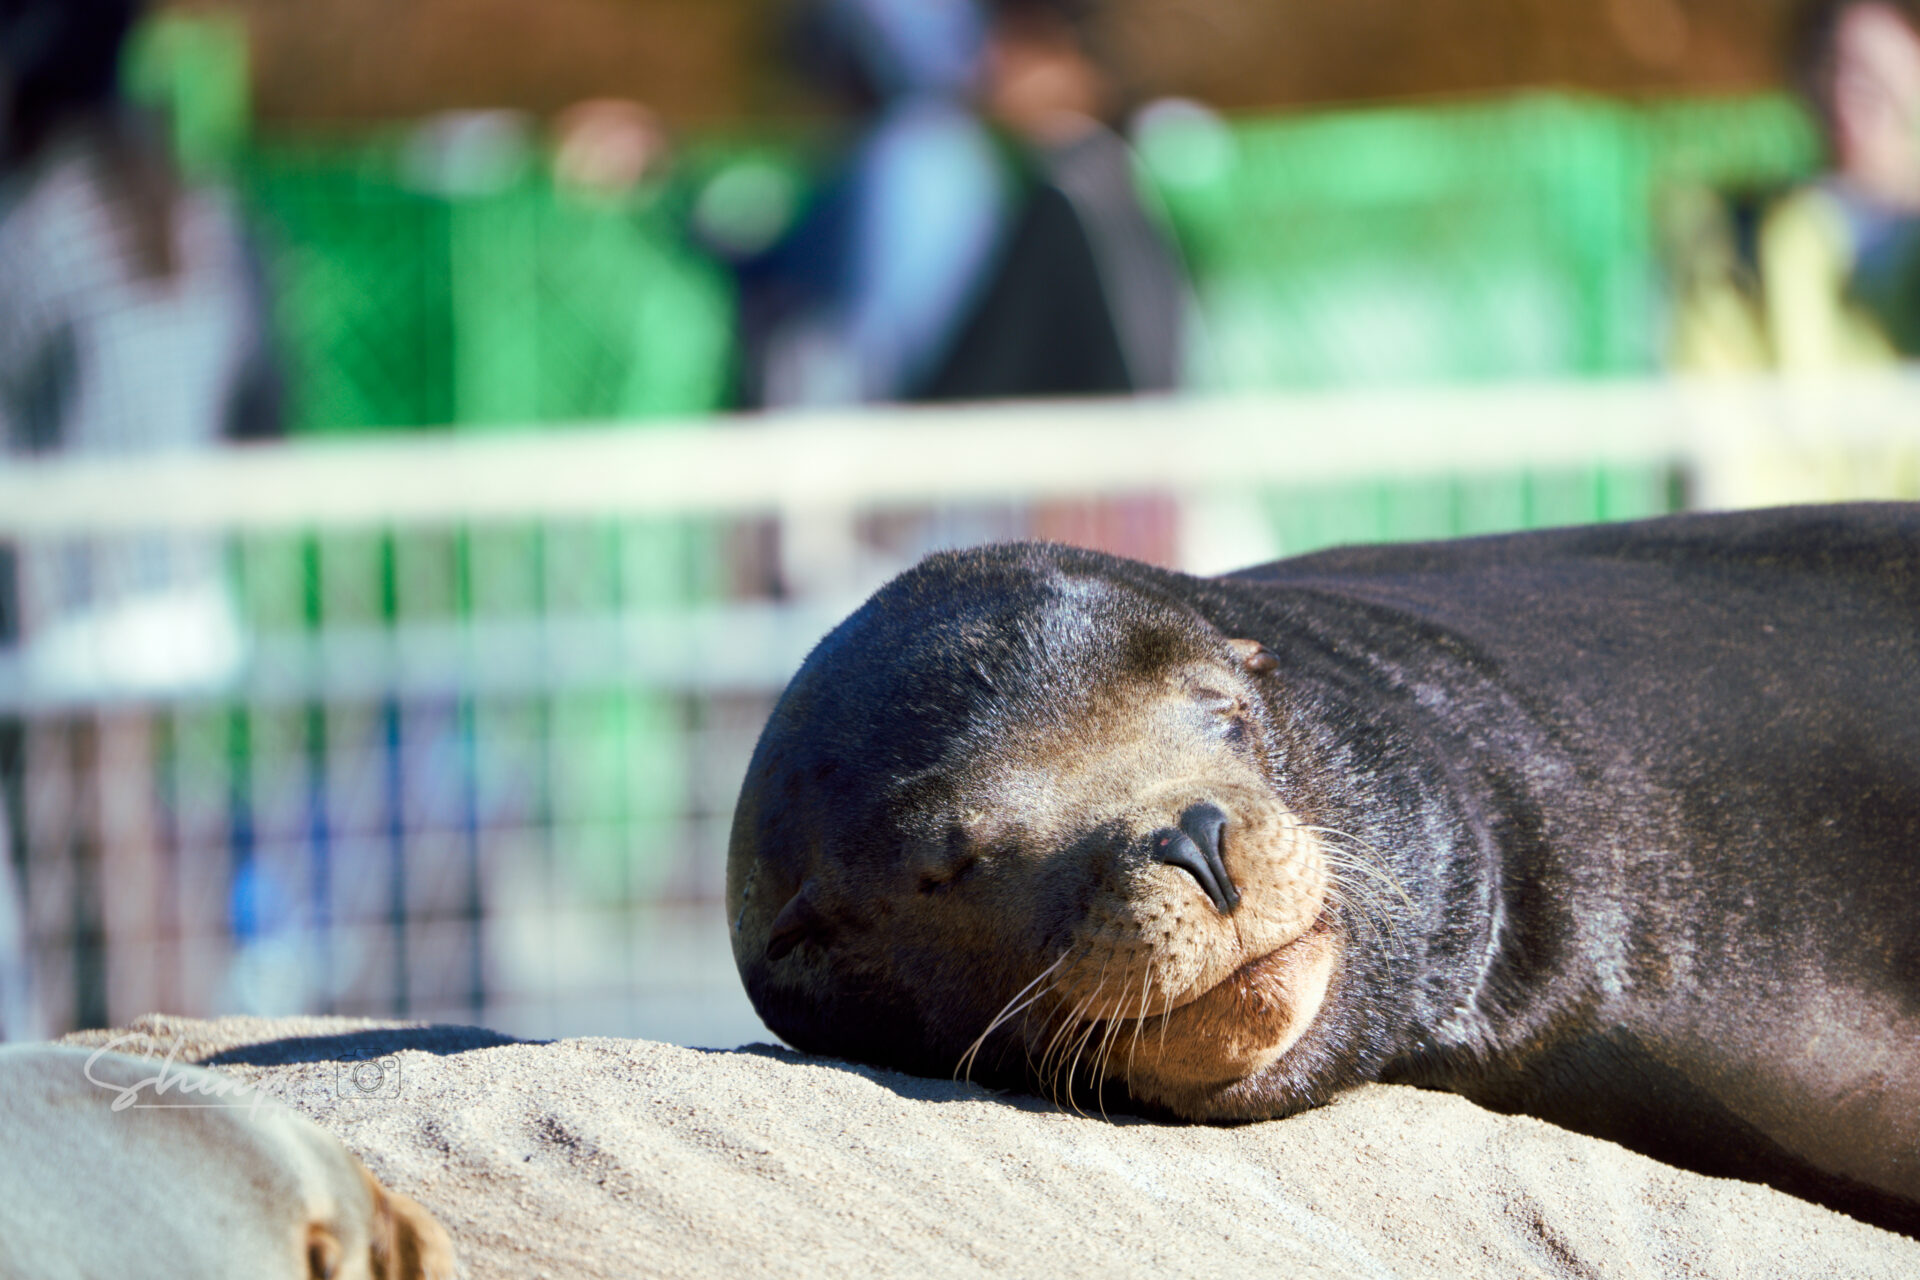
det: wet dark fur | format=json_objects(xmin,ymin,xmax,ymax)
[{"xmin": 730, "ymin": 503, "xmax": 1920, "ymax": 1235}]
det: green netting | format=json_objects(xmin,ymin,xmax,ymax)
[
  {"xmin": 238, "ymin": 145, "xmax": 735, "ymax": 435},
  {"xmin": 1142, "ymin": 97, "xmax": 1640, "ymax": 387},
  {"xmin": 240, "ymin": 150, "xmax": 458, "ymax": 432},
  {"xmin": 1141, "ymin": 93, "xmax": 1821, "ymax": 391},
  {"xmin": 1639, "ymin": 95, "xmax": 1822, "ymax": 189}
]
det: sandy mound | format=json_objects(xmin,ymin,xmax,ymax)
[{"xmin": 61, "ymin": 1015, "xmax": 1919, "ymax": 1280}]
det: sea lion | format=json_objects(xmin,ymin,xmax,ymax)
[
  {"xmin": 728, "ymin": 503, "xmax": 1920, "ymax": 1235},
  {"xmin": 0, "ymin": 1045, "xmax": 457, "ymax": 1279}
]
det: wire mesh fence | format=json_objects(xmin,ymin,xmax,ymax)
[
  {"xmin": 2, "ymin": 380, "xmax": 1917, "ymax": 1046},
  {"xmin": 2, "ymin": 515, "xmax": 750, "ymax": 1043}
]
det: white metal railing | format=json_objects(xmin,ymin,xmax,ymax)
[{"xmin": 2, "ymin": 373, "xmax": 1917, "ymax": 536}]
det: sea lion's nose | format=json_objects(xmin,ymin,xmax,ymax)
[{"xmin": 1151, "ymin": 802, "xmax": 1241, "ymax": 913}]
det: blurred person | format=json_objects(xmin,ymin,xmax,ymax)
[
  {"xmin": 0, "ymin": 0, "xmax": 280, "ymax": 453},
  {"xmin": 0, "ymin": 0, "xmax": 276, "ymax": 690},
  {"xmin": 551, "ymin": 98, "xmax": 671, "ymax": 200},
  {"xmin": 954, "ymin": 0, "xmax": 1188, "ymax": 396},
  {"xmin": 733, "ymin": 0, "xmax": 1016, "ymax": 407},
  {"xmin": 733, "ymin": 0, "xmax": 1184, "ymax": 407},
  {"xmin": 907, "ymin": 0, "xmax": 1135, "ymax": 400},
  {"xmin": 1671, "ymin": 0, "xmax": 1920, "ymax": 369},
  {"xmin": 1768, "ymin": 0, "xmax": 1920, "ymax": 363},
  {"xmin": 1662, "ymin": 185, "xmax": 1775, "ymax": 371}
]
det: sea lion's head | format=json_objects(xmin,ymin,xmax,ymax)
[{"xmin": 728, "ymin": 544, "xmax": 1349, "ymax": 1119}]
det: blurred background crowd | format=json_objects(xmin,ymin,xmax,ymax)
[{"xmin": 2, "ymin": 0, "xmax": 1918, "ymax": 1048}]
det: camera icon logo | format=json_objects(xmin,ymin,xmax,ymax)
[{"xmin": 336, "ymin": 1052, "xmax": 404, "ymax": 1099}]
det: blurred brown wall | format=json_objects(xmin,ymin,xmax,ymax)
[
  {"xmin": 164, "ymin": 0, "xmax": 768, "ymax": 126},
  {"xmin": 1104, "ymin": 0, "xmax": 1798, "ymax": 108},
  {"xmin": 165, "ymin": 0, "xmax": 1803, "ymax": 126}
]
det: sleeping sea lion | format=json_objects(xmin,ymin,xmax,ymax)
[{"xmin": 727, "ymin": 503, "xmax": 1920, "ymax": 1236}]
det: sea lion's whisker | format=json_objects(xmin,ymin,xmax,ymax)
[
  {"xmin": 1059, "ymin": 978, "xmax": 1109, "ymax": 1115},
  {"xmin": 1316, "ymin": 859, "xmax": 1406, "ymax": 943},
  {"xmin": 958, "ymin": 983, "xmax": 1053, "ymax": 1083},
  {"xmin": 1042, "ymin": 965, "xmax": 1100, "ymax": 1073},
  {"xmin": 1105, "ymin": 970, "xmax": 1152, "ymax": 1107},
  {"xmin": 1314, "ymin": 876, "xmax": 1383, "ymax": 925},
  {"xmin": 1043, "ymin": 1000, "xmax": 1085, "ymax": 1107},
  {"xmin": 1091, "ymin": 958, "xmax": 1135, "ymax": 1072},
  {"xmin": 1011, "ymin": 974, "xmax": 1067, "ymax": 1072},
  {"xmin": 1124, "ymin": 970, "xmax": 1155, "ymax": 1079},
  {"xmin": 1289, "ymin": 822, "xmax": 1383, "ymax": 852},
  {"xmin": 955, "ymin": 951, "xmax": 1070, "ymax": 1083},
  {"xmin": 1319, "ymin": 853, "xmax": 1407, "ymax": 913},
  {"xmin": 1089, "ymin": 970, "xmax": 1139, "ymax": 1115},
  {"xmin": 1037, "ymin": 1004, "xmax": 1074, "ymax": 1105},
  {"xmin": 1050, "ymin": 950, "xmax": 1115, "ymax": 1106},
  {"xmin": 1036, "ymin": 1006, "xmax": 1070, "ymax": 1096},
  {"xmin": 1291, "ymin": 825, "xmax": 1413, "ymax": 911},
  {"xmin": 1091, "ymin": 976, "xmax": 1137, "ymax": 1121},
  {"xmin": 1041, "ymin": 984, "xmax": 1099, "ymax": 1105},
  {"xmin": 968, "ymin": 972, "xmax": 1064, "ymax": 1073},
  {"xmin": 1063, "ymin": 1020, "xmax": 1103, "ymax": 1116}
]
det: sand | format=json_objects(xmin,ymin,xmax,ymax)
[{"xmin": 58, "ymin": 1014, "xmax": 1920, "ymax": 1280}]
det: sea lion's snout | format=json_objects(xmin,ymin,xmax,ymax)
[{"xmin": 1151, "ymin": 802, "xmax": 1240, "ymax": 914}]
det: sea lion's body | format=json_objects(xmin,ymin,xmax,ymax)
[{"xmin": 729, "ymin": 504, "xmax": 1920, "ymax": 1234}]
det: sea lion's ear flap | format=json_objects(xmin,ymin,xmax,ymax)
[
  {"xmin": 1227, "ymin": 639, "xmax": 1279, "ymax": 674},
  {"xmin": 766, "ymin": 882, "xmax": 830, "ymax": 963}
]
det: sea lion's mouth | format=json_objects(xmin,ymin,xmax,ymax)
[
  {"xmin": 1182, "ymin": 913, "xmax": 1334, "ymax": 1022},
  {"xmin": 1236, "ymin": 916, "xmax": 1330, "ymax": 980},
  {"xmin": 1133, "ymin": 890, "xmax": 1332, "ymax": 1021},
  {"xmin": 1102, "ymin": 914, "xmax": 1340, "ymax": 1104}
]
